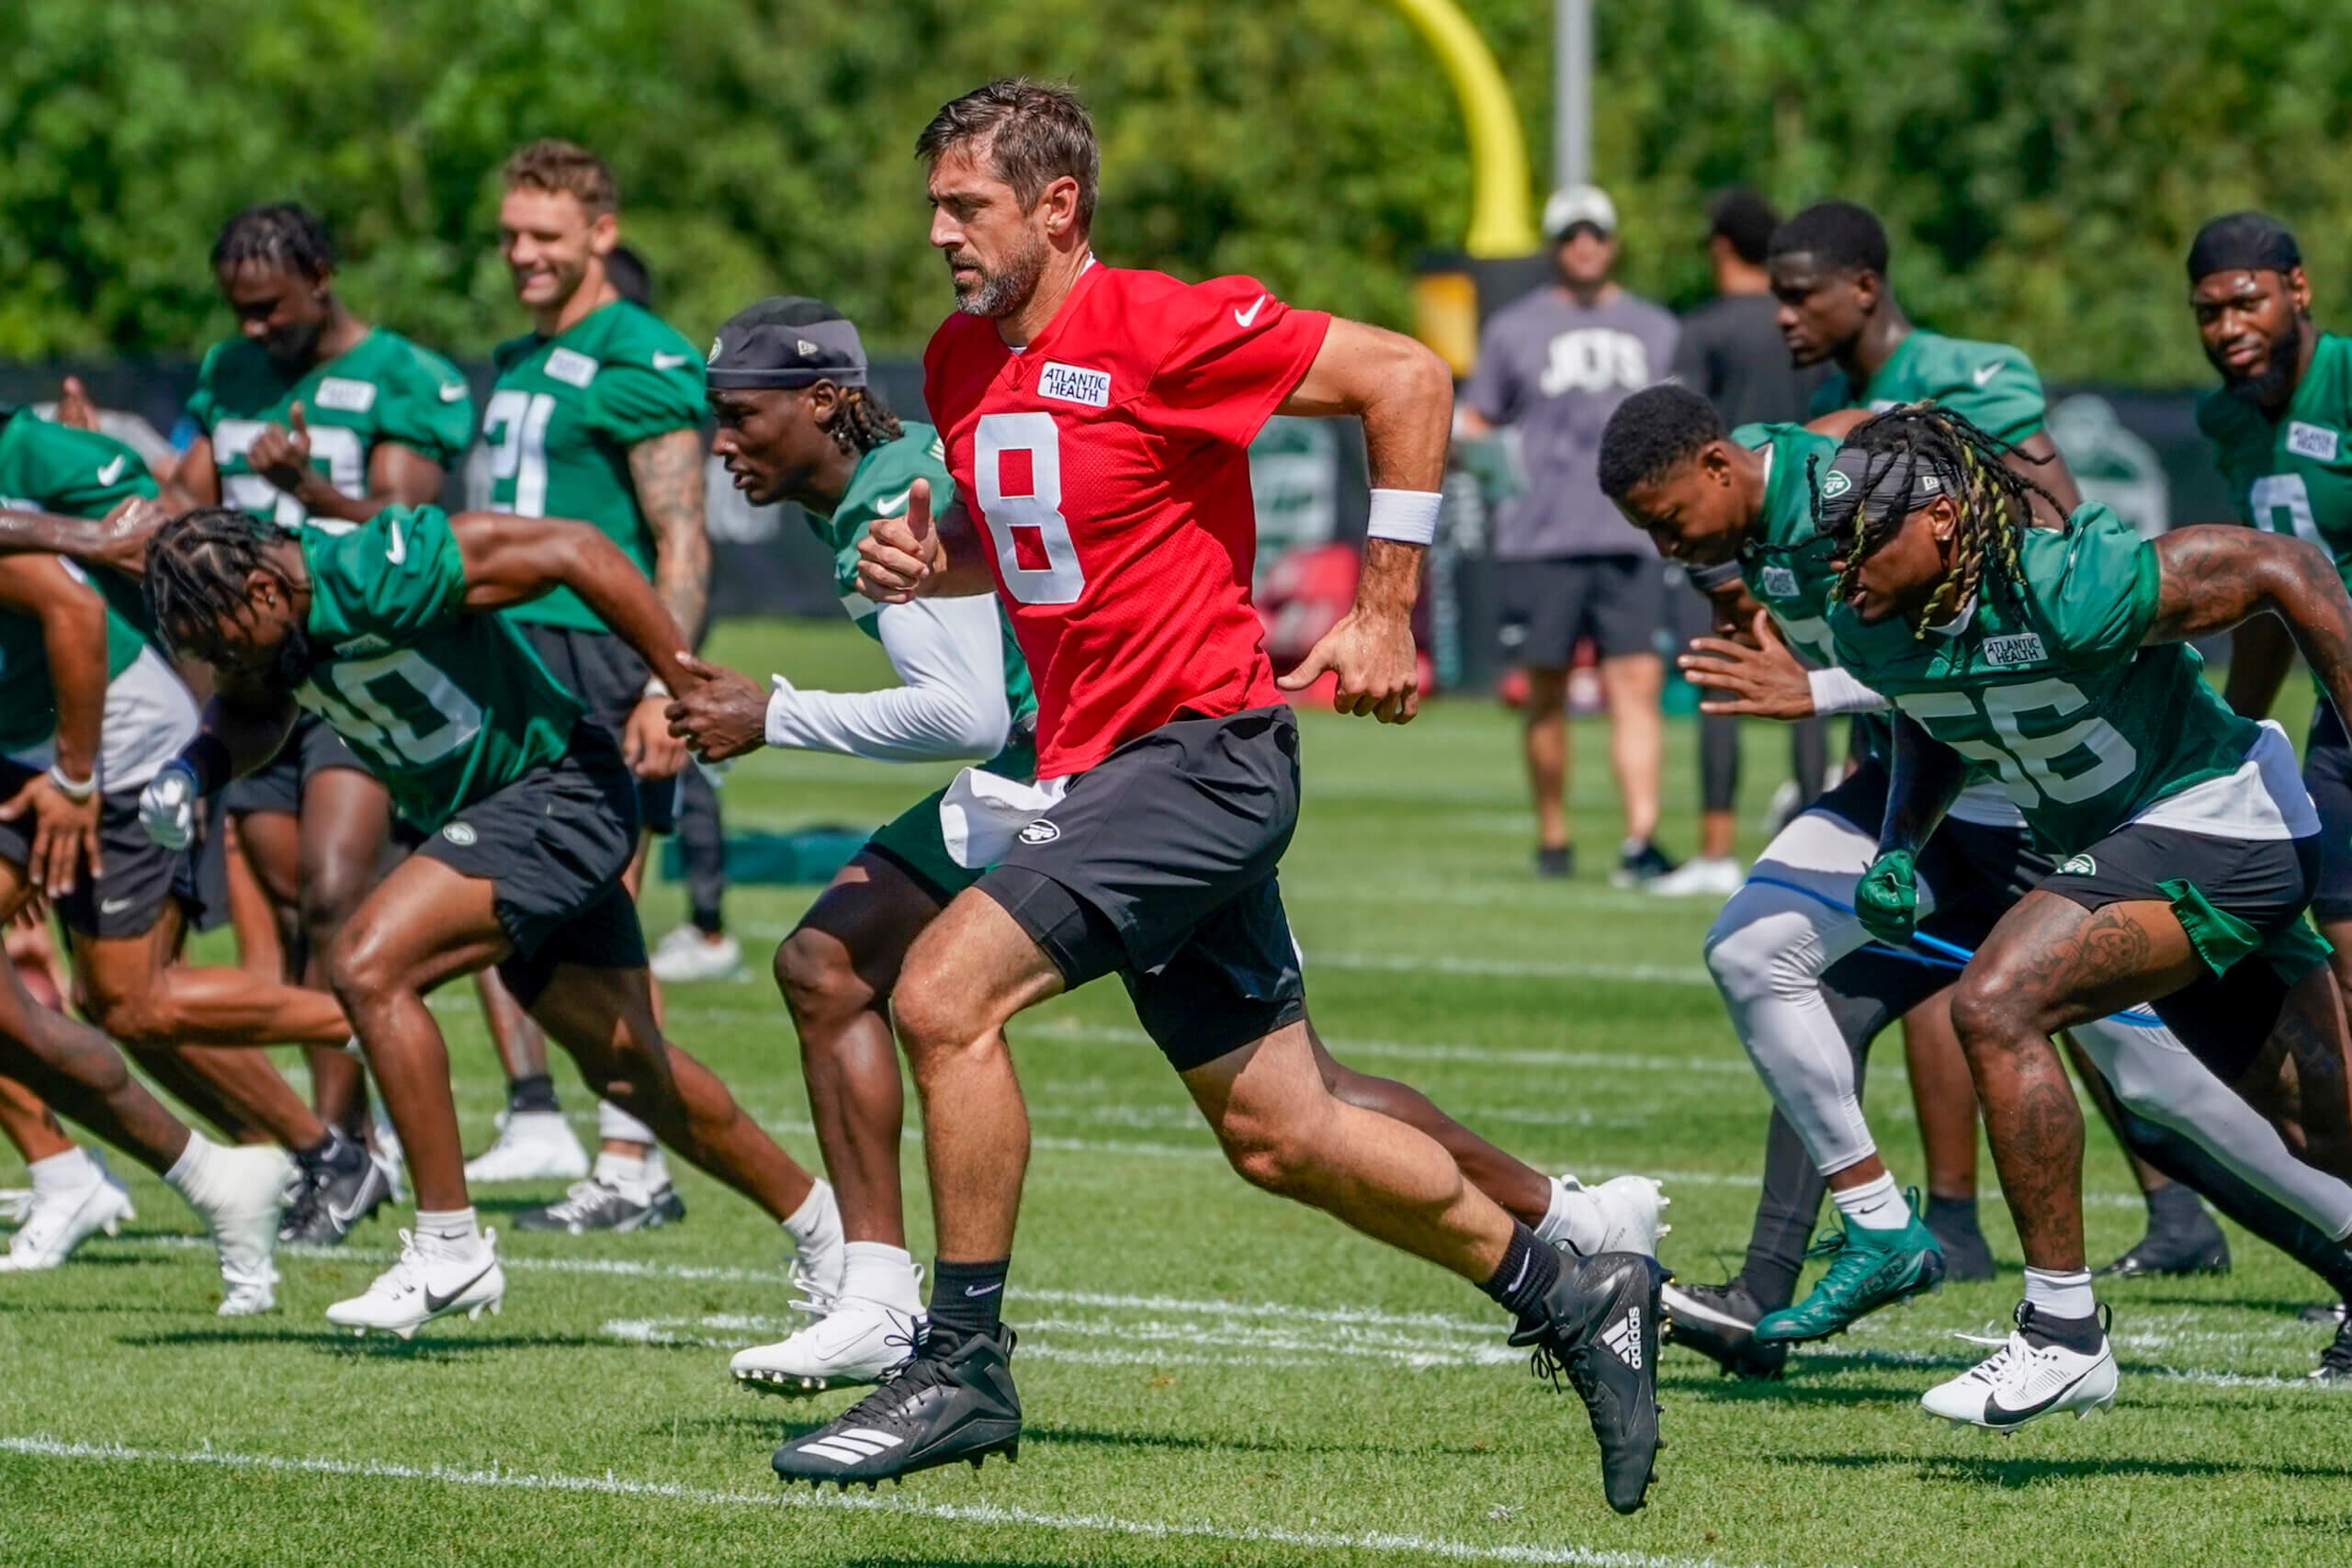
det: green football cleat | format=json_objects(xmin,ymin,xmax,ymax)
[{"xmin": 1752, "ymin": 1201, "xmax": 1946, "ymax": 1344}]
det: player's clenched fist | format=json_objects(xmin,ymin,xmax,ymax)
[{"xmin": 855, "ymin": 478, "xmax": 940, "ymax": 603}]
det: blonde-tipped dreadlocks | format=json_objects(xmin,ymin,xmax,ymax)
[{"xmin": 1810, "ymin": 400, "xmax": 2064, "ymax": 638}]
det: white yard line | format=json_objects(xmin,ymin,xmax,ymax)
[{"xmin": 0, "ymin": 1434, "xmax": 1783, "ymax": 1568}]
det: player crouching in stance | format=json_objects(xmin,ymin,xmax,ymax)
[
  {"xmin": 1820, "ymin": 403, "xmax": 2352, "ymax": 1425},
  {"xmin": 762, "ymin": 79, "xmax": 1666, "ymax": 1514},
  {"xmin": 118, "ymin": 502, "xmax": 842, "ymax": 1337}
]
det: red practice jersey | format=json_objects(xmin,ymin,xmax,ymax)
[{"xmin": 923, "ymin": 264, "xmax": 1331, "ymax": 778}]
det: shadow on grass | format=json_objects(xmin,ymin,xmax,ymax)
[
  {"xmin": 2115, "ymin": 1291, "xmax": 2343, "ymax": 1318},
  {"xmin": 1782, "ymin": 1452, "xmax": 2352, "ymax": 1486},
  {"xmin": 113, "ymin": 1326, "xmax": 618, "ymax": 1358},
  {"xmin": 746, "ymin": 1416, "xmax": 1500, "ymax": 1461}
]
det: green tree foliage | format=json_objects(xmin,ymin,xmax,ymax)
[{"xmin": 2, "ymin": 0, "xmax": 2346, "ymax": 384}]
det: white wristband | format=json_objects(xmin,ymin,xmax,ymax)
[
  {"xmin": 1806, "ymin": 666, "xmax": 1892, "ymax": 716},
  {"xmin": 642, "ymin": 676, "xmax": 672, "ymax": 700},
  {"xmin": 1365, "ymin": 488, "xmax": 1442, "ymax": 547},
  {"xmin": 47, "ymin": 765, "xmax": 97, "ymax": 802}
]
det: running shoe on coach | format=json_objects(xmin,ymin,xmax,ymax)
[
  {"xmin": 1661, "ymin": 1278, "xmax": 1787, "ymax": 1379},
  {"xmin": 1511, "ymin": 1250, "xmax": 1666, "ymax": 1514},
  {"xmin": 1920, "ymin": 1303, "xmax": 2117, "ymax": 1428},
  {"xmin": 773, "ymin": 1324, "xmax": 1022, "ymax": 1488},
  {"xmin": 516, "ymin": 1175, "xmax": 684, "ymax": 1235}
]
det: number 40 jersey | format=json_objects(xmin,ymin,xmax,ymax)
[
  {"xmin": 2200, "ymin": 330, "xmax": 2352, "ymax": 596},
  {"xmin": 1826, "ymin": 503, "xmax": 2268, "ymax": 857},
  {"xmin": 923, "ymin": 265, "xmax": 1329, "ymax": 780}
]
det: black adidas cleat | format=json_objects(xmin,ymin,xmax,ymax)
[
  {"xmin": 2097, "ymin": 1214, "xmax": 2230, "ymax": 1279},
  {"xmin": 1660, "ymin": 1278, "xmax": 1787, "ymax": 1379},
  {"xmin": 771, "ymin": 1325, "xmax": 1022, "ymax": 1489},
  {"xmin": 1512, "ymin": 1251, "xmax": 1666, "ymax": 1514}
]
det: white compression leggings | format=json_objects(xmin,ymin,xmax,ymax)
[{"xmin": 1703, "ymin": 807, "xmax": 2352, "ymax": 1239}]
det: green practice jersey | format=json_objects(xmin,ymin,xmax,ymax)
[
  {"xmin": 816, "ymin": 423, "xmax": 1038, "ymax": 778},
  {"xmin": 293, "ymin": 505, "xmax": 582, "ymax": 830},
  {"xmin": 2199, "ymin": 331, "xmax": 2352, "ymax": 599},
  {"xmin": 187, "ymin": 328, "xmax": 474, "ymax": 532},
  {"xmin": 1809, "ymin": 330, "xmax": 2047, "ymax": 445},
  {"xmin": 483, "ymin": 299, "xmax": 705, "ymax": 631},
  {"xmin": 1827, "ymin": 503, "xmax": 2257, "ymax": 853},
  {"xmin": 0, "ymin": 408, "xmax": 161, "ymax": 634}
]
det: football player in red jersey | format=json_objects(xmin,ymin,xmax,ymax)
[{"xmin": 768, "ymin": 79, "xmax": 1667, "ymax": 1515}]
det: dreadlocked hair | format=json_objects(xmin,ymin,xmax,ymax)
[
  {"xmin": 1814, "ymin": 401, "xmax": 2063, "ymax": 639},
  {"xmin": 825, "ymin": 386, "xmax": 903, "ymax": 455},
  {"xmin": 144, "ymin": 507, "xmax": 284, "ymax": 661},
  {"xmin": 211, "ymin": 203, "xmax": 335, "ymax": 279}
]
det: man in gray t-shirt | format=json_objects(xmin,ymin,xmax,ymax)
[{"xmin": 1459, "ymin": 184, "xmax": 1680, "ymax": 886}]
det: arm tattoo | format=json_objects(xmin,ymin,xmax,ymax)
[
  {"xmin": 2151, "ymin": 525, "xmax": 2352, "ymax": 738},
  {"xmin": 629, "ymin": 427, "xmax": 709, "ymax": 639}
]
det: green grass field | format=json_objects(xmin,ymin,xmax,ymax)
[{"xmin": 2, "ymin": 618, "xmax": 2346, "ymax": 1568}]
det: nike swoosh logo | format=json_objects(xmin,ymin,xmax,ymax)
[
  {"xmin": 99, "ymin": 896, "xmax": 134, "ymax": 914},
  {"xmin": 423, "ymin": 1261, "xmax": 495, "ymax": 1315},
  {"xmin": 439, "ymin": 383, "xmax": 468, "ymax": 402},
  {"xmin": 1982, "ymin": 1359, "xmax": 2101, "ymax": 1427},
  {"xmin": 1233, "ymin": 294, "xmax": 1268, "ymax": 328},
  {"xmin": 652, "ymin": 352, "xmax": 690, "ymax": 370},
  {"xmin": 871, "ymin": 489, "xmax": 912, "ymax": 518},
  {"xmin": 96, "ymin": 457, "xmax": 128, "ymax": 486},
  {"xmin": 1971, "ymin": 362, "xmax": 2003, "ymax": 388},
  {"xmin": 386, "ymin": 519, "xmax": 407, "ymax": 565},
  {"xmin": 964, "ymin": 1281, "xmax": 1002, "ymax": 1297},
  {"xmin": 326, "ymin": 1178, "xmax": 377, "ymax": 1228}
]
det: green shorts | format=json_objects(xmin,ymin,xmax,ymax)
[{"xmin": 862, "ymin": 784, "xmax": 978, "ymax": 906}]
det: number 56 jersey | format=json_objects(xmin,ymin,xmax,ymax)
[
  {"xmin": 294, "ymin": 504, "xmax": 582, "ymax": 831},
  {"xmin": 923, "ymin": 265, "xmax": 1330, "ymax": 780},
  {"xmin": 1826, "ymin": 503, "xmax": 2279, "ymax": 856}
]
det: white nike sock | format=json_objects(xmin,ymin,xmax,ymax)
[
  {"xmin": 593, "ymin": 1151, "xmax": 650, "ymax": 1196},
  {"xmin": 162, "ymin": 1132, "xmax": 223, "ymax": 1205},
  {"xmin": 840, "ymin": 1241, "xmax": 922, "ymax": 1314},
  {"xmin": 782, "ymin": 1179, "xmax": 842, "ymax": 1258},
  {"xmin": 28, "ymin": 1146, "xmax": 97, "ymax": 1198},
  {"xmin": 1534, "ymin": 1177, "xmax": 1605, "ymax": 1255},
  {"xmin": 2022, "ymin": 1267, "xmax": 2097, "ymax": 1321},
  {"xmin": 1828, "ymin": 1171, "xmax": 1910, "ymax": 1231},
  {"xmin": 414, "ymin": 1206, "xmax": 484, "ymax": 1255},
  {"xmin": 641, "ymin": 1145, "xmax": 671, "ymax": 1188}
]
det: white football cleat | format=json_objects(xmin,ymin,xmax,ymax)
[
  {"xmin": 732, "ymin": 1294, "xmax": 922, "ymax": 1396},
  {"xmin": 0, "ymin": 1158, "xmax": 137, "ymax": 1271},
  {"xmin": 1558, "ymin": 1174, "xmax": 1670, "ymax": 1257},
  {"xmin": 463, "ymin": 1110, "xmax": 589, "ymax": 1184},
  {"xmin": 196, "ymin": 1145, "xmax": 288, "ymax": 1314},
  {"xmin": 1921, "ymin": 1304, "xmax": 2118, "ymax": 1428},
  {"xmin": 649, "ymin": 926, "xmax": 747, "ymax": 983},
  {"xmin": 326, "ymin": 1228, "xmax": 505, "ymax": 1339},
  {"xmin": 0, "ymin": 1188, "xmax": 31, "ymax": 1225}
]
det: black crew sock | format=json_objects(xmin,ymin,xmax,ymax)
[
  {"xmin": 1926, "ymin": 1194, "xmax": 1983, "ymax": 1238},
  {"xmin": 2021, "ymin": 1306, "xmax": 2105, "ymax": 1355},
  {"xmin": 506, "ymin": 1074, "xmax": 560, "ymax": 1115},
  {"xmin": 692, "ymin": 908, "xmax": 725, "ymax": 938},
  {"xmin": 1482, "ymin": 1222, "xmax": 1564, "ymax": 1324},
  {"xmin": 2145, "ymin": 1180, "xmax": 2206, "ymax": 1230},
  {"xmin": 293, "ymin": 1133, "xmax": 334, "ymax": 1169},
  {"xmin": 929, "ymin": 1258, "xmax": 1011, "ymax": 1341}
]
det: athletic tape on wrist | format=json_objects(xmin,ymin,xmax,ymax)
[
  {"xmin": 1805, "ymin": 666, "xmax": 1890, "ymax": 716},
  {"xmin": 1365, "ymin": 489, "xmax": 1442, "ymax": 547}
]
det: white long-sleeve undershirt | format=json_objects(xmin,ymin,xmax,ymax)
[{"xmin": 763, "ymin": 593, "xmax": 1012, "ymax": 762}]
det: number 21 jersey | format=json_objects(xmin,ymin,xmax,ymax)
[{"xmin": 923, "ymin": 265, "xmax": 1330, "ymax": 779}]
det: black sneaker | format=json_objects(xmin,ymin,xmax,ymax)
[
  {"xmin": 278, "ymin": 1142, "xmax": 391, "ymax": 1246},
  {"xmin": 2097, "ymin": 1210, "xmax": 2230, "ymax": 1278},
  {"xmin": 2312, "ymin": 1314, "xmax": 2352, "ymax": 1381},
  {"xmin": 1511, "ymin": 1251, "xmax": 1666, "ymax": 1515},
  {"xmin": 1533, "ymin": 845, "xmax": 1574, "ymax": 879},
  {"xmin": 772, "ymin": 1324, "xmax": 1021, "ymax": 1489},
  {"xmin": 2299, "ymin": 1300, "xmax": 2349, "ymax": 1326},
  {"xmin": 1659, "ymin": 1278, "xmax": 1787, "ymax": 1379},
  {"xmin": 516, "ymin": 1177, "xmax": 685, "ymax": 1235},
  {"xmin": 1611, "ymin": 840, "xmax": 1677, "ymax": 888}
]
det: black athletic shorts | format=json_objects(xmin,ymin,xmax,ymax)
[
  {"xmin": 415, "ymin": 723, "xmax": 648, "ymax": 1007},
  {"xmin": 1497, "ymin": 554, "xmax": 1665, "ymax": 668},
  {"xmin": 519, "ymin": 622, "xmax": 679, "ymax": 836},
  {"xmin": 221, "ymin": 711, "xmax": 370, "ymax": 818},
  {"xmin": 975, "ymin": 705, "xmax": 1307, "ymax": 1073},
  {"xmin": 2305, "ymin": 704, "xmax": 2352, "ymax": 922},
  {"xmin": 0, "ymin": 762, "xmax": 201, "ymax": 940}
]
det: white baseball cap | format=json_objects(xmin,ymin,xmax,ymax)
[{"xmin": 1542, "ymin": 184, "xmax": 1618, "ymax": 241}]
